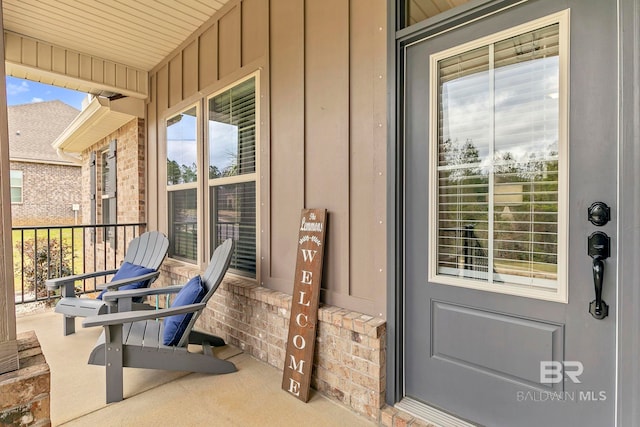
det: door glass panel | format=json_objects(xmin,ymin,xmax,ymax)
[
  {"xmin": 432, "ymin": 22, "xmax": 563, "ymax": 294},
  {"xmin": 493, "ymin": 26, "xmax": 560, "ymax": 286}
]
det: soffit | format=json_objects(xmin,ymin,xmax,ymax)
[
  {"xmin": 52, "ymin": 96, "xmax": 144, "ymax": 153},
  {"xmin": 408, "ymin": 0, "xmax": 471, "ymax": 25},
  {"xmin": 2, "ymin": 0, "xmax": 229, "ymax": 72}
]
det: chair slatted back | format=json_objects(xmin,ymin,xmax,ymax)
[{"xmin": 123, "ymin": 231, "xmax": 169, "ymax": 270}]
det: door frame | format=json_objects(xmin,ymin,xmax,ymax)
[{"xmin": 385, "ymin": 0, "xmax": 640, "ymax": 425}]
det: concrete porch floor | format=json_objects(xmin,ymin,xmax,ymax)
[{"xmin": 16, "ymin": 308, "xmax": 376, "ymax": 426}]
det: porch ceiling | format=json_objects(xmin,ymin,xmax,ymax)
[{"xmin": 2, "ymin": 0, "xmax": 230, "ymax": 95}]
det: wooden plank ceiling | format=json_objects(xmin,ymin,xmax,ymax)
[
  {"xmin": 0, "ymin": 0, "xmax": 468, "ymax": 96},
  {"xmin": 2, "ymin": 0, "xmax": 229, "ymax": 72}
]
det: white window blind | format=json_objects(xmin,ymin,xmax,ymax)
[
  {"xmin": 208, "ymin": 77, "xmax": 257, "ymax": 277},
  {"xmin": 434, "ymin": 23, "xmax": 562, "ymax": 290}
]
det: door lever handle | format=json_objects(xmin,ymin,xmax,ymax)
[
  {"xmin": 589, "ymin": 256, "xmax": 608, "ymax": 319},
  {"xmin": 588, "ymin": 231, "xmax": 610, "ymax": 320}
]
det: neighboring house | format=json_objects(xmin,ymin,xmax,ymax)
[
  {"xmin": 52, "ymin": 95, "xmax": 146, "ymax": 272},
  {"xmin": 8, "ymin": 100, "xmax": 81, "ymax": 225}
]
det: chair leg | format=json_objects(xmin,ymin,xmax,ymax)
[
  {"xmin": 188, "ymin": 329, "xmax": 226, "ymax": 347},
  {"xmin": 105, "ymin": 324, "xmax": 124, "ymax": 403},
  {"xmin": 63, "ymin": 315, "xmax": 75, "ymax": 336}
]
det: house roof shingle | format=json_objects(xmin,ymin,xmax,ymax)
[{"xmin": 8, "ymin": 100, "xmax": 80, "ymax": 165}]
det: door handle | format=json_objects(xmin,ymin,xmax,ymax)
[{"xmin": 588, "ymin": 231, "xmax": 610, "ymax": 319}]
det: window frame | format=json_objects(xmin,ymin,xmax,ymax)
[
  {"xmin": 161, "ymin": 71, "xmax": 261, "ymax": 279},
  {"xmin": 205, "ymin": 72, "xmax": 260, "ymax": 278},
  {"xmin": 165, "ymin": 103, "xmax": 202, "ymax": 264},
  {"xmin": 427, "ymin": 10, "xmax": 570, "ymax": 303},
  {"xmin": 99, "ymin": 142, "xmax": 118, "ymax": 245},
  {"xmin": 100, "ymin": 144, "xmax": 117, "ymax": 225},
  {"xmin": 10, "ymin": 170, "xmax": 23, "ymax": 204}
]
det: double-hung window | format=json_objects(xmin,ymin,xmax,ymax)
[
  {"xmin": 10, "ymin": 170, "xmax": 23, "ymax": 204},
  {"xmin": 208, "ymin": 76, "xmax": 257, "ymax": 277},
  {"xmin": 164, "ymin": 75, "xmax": 258, "ymax": 276},
  {"xmin": 166, "ymin": 106, "xmax": 199, "ymax": 263},
  {"xmin": 101, "ymin": 140, "xmax": 117, "ymax": 243}
]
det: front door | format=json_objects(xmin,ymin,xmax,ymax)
[{"xmin": 402, "ymin": 1, "xmax": 617, "ymax": 425}]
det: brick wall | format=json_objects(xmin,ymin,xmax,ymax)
[
  {"xmin": 80, "ymin": 118, "xmax": 146, "ymax": 277},
  {"xmin": 10, "ymin": 161, "xmax": 82, "ymax": 226},
  {"xmin": 156, "ymin": 261, "xmax": 386, "ymax": 422}
]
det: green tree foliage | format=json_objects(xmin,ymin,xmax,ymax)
[
  {"xmin": 438, "ymin": 138, "xmax": 559, "ymax": 274},
  {"xmin": 167, "ymin": 160, "xmax": 182, "ymax": 185},
  {"xmin": 16, "ymin": 237, "xmax": 73, "ymax": 298},
  {"xmin": 167, "ymin": 160, "xmax": 197, "ymax": 184}
]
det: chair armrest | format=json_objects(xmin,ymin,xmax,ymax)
[
  {"xmin": 45, "ymin": 269, "xmax": 119, "ymax": 291},
  {"xmin": 96, "ymin": 271, "xmax": 161, "ymax": 291},
  {"xmin": 82, "ymin": 303, "xmax": 205, "ymax": 328},
  {"xmin": 101, "ymin": 284, "xmax": 184, "ymax": 302}
]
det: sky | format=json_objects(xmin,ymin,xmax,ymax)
[{"xmin": 5, "ymin": 76, "xmax": 87, "ymax": 110}]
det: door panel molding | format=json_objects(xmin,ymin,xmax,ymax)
[{"xmin": 432, "ymin": 301, "xmax": 564, "ymax": 390}]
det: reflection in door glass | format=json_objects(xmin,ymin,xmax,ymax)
[{"xmin": 435, "ymin": 24, "xmax": 560, "ymax": 289}]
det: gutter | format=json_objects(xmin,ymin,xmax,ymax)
[{"xmin": 55, "ymin": 147, "xmax": 83, "ymax": 165}]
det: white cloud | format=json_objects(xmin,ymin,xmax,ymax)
[
  {"xmin": 31, "ymin": 97, "xmax": 44, "ymax": 103},
  {"xmin": 6, "ymin": 81, "xmax": 29, "ymax": 96}
]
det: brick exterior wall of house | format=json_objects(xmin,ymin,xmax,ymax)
[
  {"xmin": 80, "ymin": 118, "xmax": 147, "ymax": 279},
  {"xmin": 10, "ymin": 161, "xmax": 82, "ymax": 226},
  {"xmin": 155, "ymin": 261, "xmax": 387, "ymax": 422}
]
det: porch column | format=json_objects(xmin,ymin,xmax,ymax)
[{"xmin": 0, "ymin": 0, "xmax": 19, "ymax": 375}]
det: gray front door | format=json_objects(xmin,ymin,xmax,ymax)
[{"xmin": 402, "ymin": 0, "xmax": 617, "ymax": 425}]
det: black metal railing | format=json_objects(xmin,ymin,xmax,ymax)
[
  {"xmin": 462, "ymin": 224, "xmax": 489, "ymax": 272},
  {"xmin": 12, "ymin": 223, "xmax": 145, "ymax": 305}
]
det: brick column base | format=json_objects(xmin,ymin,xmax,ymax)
[{"xmin": 0, "ymin": 331, "xmax": 50, "ymax": 426}]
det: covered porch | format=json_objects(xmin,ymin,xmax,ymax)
[
  {"xmin": 1, "ymin": 0, "xmax": 399, "ymax": 423},
  {"xmin": 15, "ymin": 308, "xmax": 376, "ymax": 426}
]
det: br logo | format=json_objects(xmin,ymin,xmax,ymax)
[{"xmin": 540, "ymin": 361, "xmax": 584, "ymax": 384}]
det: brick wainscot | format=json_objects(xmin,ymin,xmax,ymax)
[{"xmin": 156, "ymin": 260, "xmax": 386, "ymax": 422}]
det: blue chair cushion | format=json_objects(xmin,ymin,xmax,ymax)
[
  {"xmin": 96, "ymin": 262, "xmax": 156, "ymax": 300},
  {"xmin": 162, "ymin": 275, "xmax": 206, "ymax": 346}
]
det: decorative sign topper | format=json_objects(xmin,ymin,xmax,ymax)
[{"xmin": 281, "ymin": 208, "xmax": 327, "ymax": 402}]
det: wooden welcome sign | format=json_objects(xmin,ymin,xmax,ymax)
[{"xmin": 282, "ymin": 208, "xmax": 327, "ymax": 402}]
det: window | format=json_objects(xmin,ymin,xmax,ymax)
[
  {"xmin": 10, "ymin": 170, "xmax": 23, "ymax": 203},
  {"xmin": 429, "ymin": 12, "xmax": 568, "ymax": 301},
  {"xmin": 100, "ymin": 140, "xmax": 118, "ymax": 224},
  {"xmin": 163, "ymin": 74, "xmax": 259, "ymax": 275},
  {"xmin": 167, "ymin": 106, "xmax": 199, "ymax": 263},
  {"xmin": 208, "ymin": 76, "xmax": 257, "ymax": 277},
  {"xmin": 101, "ymin": 141, "xmax": 117, "ymax": 243}
]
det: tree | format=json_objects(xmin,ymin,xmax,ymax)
[
  {"xmin": 16, "ymin": 237, "xmax": 73, "ymax": 298},
  {"xmin": 167, "ymin": 159, "xmax": 182, "ymax": 185}
]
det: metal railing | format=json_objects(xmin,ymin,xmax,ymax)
[
  {"xmin": 12, "ymin": 223, "xmax": 146, "ymax": 305},
  {"xmin": 461, "ymin": 224, "xmax": 489, "ymax": 272}
]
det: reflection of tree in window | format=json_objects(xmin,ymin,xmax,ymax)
[
  {"xmin": 208, "ymin": 77, "xmax": 257, "ymax": 277},
  {"xmin": 435, "ymin": 23, "xmax": 561, "ymax": 286},
  {"xmin": 166, "ymin": 106, "xmax": 198, "ymax": 262}
]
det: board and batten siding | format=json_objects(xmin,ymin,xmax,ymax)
[{"xmin": 147, "ymin": 0, "xmax": 387, "ymax": 317}]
